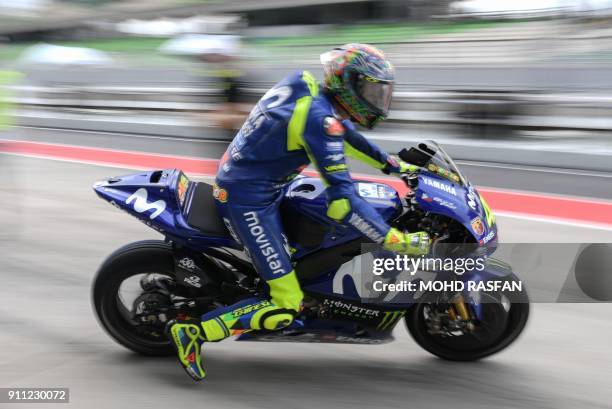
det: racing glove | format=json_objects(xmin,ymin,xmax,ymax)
[
  {"xmin": 383, "ymin": 228, "xmax": 430, "ymax": 255},
  {"xmin": 382, "ymin": 157, "xmax": 419, "ymax": 176}
]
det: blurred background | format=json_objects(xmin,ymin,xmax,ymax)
[
  {"xmin": 1, "ymin": 1, "xmax": 612, "ymax": 409},
  {"xmin": 1, "ymin": 0, "xmax": 612, "ymax": 170}
]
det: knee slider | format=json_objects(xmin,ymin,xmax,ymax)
[
  {"xmin": 260, "ymin": 308, "xmax": 296, "ymax": 330},
  {"xmin": 250, "ymin": 305, "xmax": 297, "ymax": 330}
]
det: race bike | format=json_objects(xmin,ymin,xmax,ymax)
[{"xmin": 92, "ymin": 141, "xmax": 529, "ymax": 361}]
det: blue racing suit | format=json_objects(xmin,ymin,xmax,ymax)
[{"xmin": 199, "ymin": 70, "xmax": 403, "ymax": 341}]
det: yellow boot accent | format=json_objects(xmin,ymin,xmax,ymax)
[{"xmin": 201, "ymin": 318, "xmax": 230, "ymax": 341}]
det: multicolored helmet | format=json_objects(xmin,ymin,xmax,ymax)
[{"xmin": 321, "ymin": 44, "xmax": 395, "ymax": 129}]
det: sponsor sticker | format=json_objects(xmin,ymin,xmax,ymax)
[
  {"xmin": 466, "ymin": 185, "xmax": 478, "ymax": 211},
  {"xmin": 433, "ymin": 196, "xmax": 457, "ymax": 210},
  {"xmin": 179, "ymin": 257, "xmax": 196, "ymax": 271},
  {"xmin": 125, "ymin": 188, "xmax": 166, "ymax": 220},
  {"xmin": 421, "ymin": 177, "xmax": 457, "ymax": 196},
  {"xmin": 326, "ymin": 141, "xmax": 343, "ymax": 151},
  {"xmin": 480, "ymin": 230, "xmax": 496, "ymax": 245},
  {"xmin": 223, "ymin": 217, "xmax": 242, "ymax": 244},
  {"xmin": 322, "ymin": 298, "xmax": 381, "ymax": 319},
  {"xmin": 428, "ymin": 164, "xmax": 460, "ymax": 183},
  {"xmin": 358, "ymin": 183, "xmax": 381, "ymax": 199},
  {"xmin": 183, "ymin": 275, "xmax": 202, "ymax": 288},
  {"xmin": 177, "ymin": 174, "xmax": 189, "ymax": 206},
  {"xmin": 323, "ymin": 117, "xmax": 345, "ymax": 136},
  {"xmin": 244, "ymin": 211, "xmax": 287, "ymax": 275},
  {"xmin": 324, "ymin": 164, "xmax": 348, "ymax": 173},
  {"xmin": 348, "ymin": 213, "xmax": 384, "ymax": 243},
  {"xmin": 358, "ymin": 183, "xmax": 395, "ymax": 200},
  {"xmin": 232, "ymin": 300, "xmax": 271, "ymax": 317},
  {"xmin": 213, "ymin": 184, "xmax": 228, "ymax": 203},
  {"xmin": 325, "ymin": 153, "xmax": 345, "ymax": 161},
  {"xmin": 471, "ymin": 217, "xmax": 485, "ymax": 236},
  {"xmin": 421, "ymin": 192, "xmax": 434, "ymax": 203}
]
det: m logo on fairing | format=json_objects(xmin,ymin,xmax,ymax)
[{"xmin": 126, "ymin": 188, "xmax": 166, "ymax": 219}]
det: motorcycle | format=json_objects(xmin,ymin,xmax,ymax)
[{"xmin": 92, "ymin": 141, "xmax": 529, "ymax": 361}]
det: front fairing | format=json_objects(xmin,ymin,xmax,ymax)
[
  {"xmin": 415, "ymin": 171, "xmax": 497, "ymax": 248},
  {"xmin": 404, "ymin": 141, "xmax": 498, "ymax": 250}
]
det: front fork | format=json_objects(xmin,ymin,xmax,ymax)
[{"xmin": 447, "ymin": 294, "xmax": 477, "ymax": 332}]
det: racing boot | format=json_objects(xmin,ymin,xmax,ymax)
[{"xmin": 166, "ymin": 319, "xmax": 206, "ymax": 381}]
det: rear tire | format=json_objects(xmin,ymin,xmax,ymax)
[
  {"xmin": 405, "ymin": 277, "xmax": 529, "ymax": 361},
  {"xmin": 92, "ymin": 240, "xmax": 176, "ymax": 356}
]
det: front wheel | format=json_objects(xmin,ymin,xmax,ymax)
[{"xmin": 405, "ymin": 277, "xmax": 529, "ymax": 361}]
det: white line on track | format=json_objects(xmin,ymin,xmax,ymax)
[
  {"xmin": 1, "ymin": 138, "xmax": 220, "ymax": 162},
  {"xmin": 455, "ymin": 160, "xmax": 612, "ymax": 178},
  {"xmin": 0, "ymin": 151, "xmax": 155, "ymax": 172},
  {"xmin": 495, "ymin": 211, "xmax": 612, "ymax": 232},
  {"xmin": 468, "ymin": 184, "xmax": 612, "ymax": 205},
  {"xmin": 2, "ymin": 150, "xmax": 611, "ymax": 231},
  {"xmin": 15, "ymin": 126, "xmax": 612, "ymax": 178},
  {"xmin": 15, "ymin": 126, "xmax": 230, "ymax": 144}
]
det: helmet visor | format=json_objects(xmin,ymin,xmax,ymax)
[{"xmin": 356, "ymin": 76, "xmax": 393, "ymax": 116}]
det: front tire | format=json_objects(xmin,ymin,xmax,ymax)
[
  {"xmin": 405, "ymin": 277, "xmax": 529, "ymax": 361},
  {"xmin": 92, "ymin": 240, "xmax": 176, "ymax": 356}
]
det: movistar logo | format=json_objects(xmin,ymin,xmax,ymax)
[
  {"xmin": 244, "ymin": 211, "xmax": 286, "ymax": 275},
  {"xmin": 125, "ymin": 188, "xmax": 166, "ymax": 219}
]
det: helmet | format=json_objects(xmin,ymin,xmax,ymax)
[{"xmin": 321, "ymin": 44, "xmax": 395, "ymax": 129}]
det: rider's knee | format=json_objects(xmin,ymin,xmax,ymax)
[
  {"xmin": 249, "ymin": 270, "xmax": 304, "ymax": 331},
  {"xmin": 267, "ymin": 270, "xmax": 304, "ymax": 312}
]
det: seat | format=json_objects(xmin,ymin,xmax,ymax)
[{"xmin": 186, "ymin": 182, "xmax": 231, "ymax": 238}]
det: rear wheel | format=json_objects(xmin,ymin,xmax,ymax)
[
  {"xmin": 92, "ymin": 240, "xmax": 180, "ymax": 356},
  {"xmin": 405, "ymin": 277, "xmax": 529, "ymax": 361}
]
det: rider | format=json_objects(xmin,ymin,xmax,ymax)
[{"xmin": 168, "ymin": 44, "xmax": 430, "ymax": 381}]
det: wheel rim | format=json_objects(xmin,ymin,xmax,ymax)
[
  {"xmin": 418, "ymin": 293, "xmax": 517, "ymax": 353},
  {"xmin": 103, "ymin": 272, "xmax": 176, "ymax": 347}
]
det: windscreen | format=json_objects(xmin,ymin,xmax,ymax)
[{"xmin": 400, "ymin": 141, "xmax": 467, "ymax": 186}]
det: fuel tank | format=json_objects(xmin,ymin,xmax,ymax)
[{"xmin": 281, "ymin": 176, "xmax": 402, "ymax": 255}]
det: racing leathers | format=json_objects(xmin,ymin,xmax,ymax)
[{"xmin": 168, "ymin": 70, "xmax": 428, "ymax": 380}]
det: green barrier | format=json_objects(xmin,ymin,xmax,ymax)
[{"xmin": 0, "ymin": 70, "xmax": 22, "ymax": 130}]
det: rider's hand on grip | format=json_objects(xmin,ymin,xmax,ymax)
[
  {"xmin": 383, "ymin": 157, "xmax": 419, "ymax": 176},
  {"xmin": 383, "ymin": 228, "xmax": 430, "ymax": 256},
  {"xmin": 397, "ymin": 160, "xmax": 419, "ymax": 175}
]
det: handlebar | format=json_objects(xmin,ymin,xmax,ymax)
[{"xmin": 401, "ymin": 172, "xmax": 419, "ymax": 190}]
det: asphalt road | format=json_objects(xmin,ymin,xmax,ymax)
[{"xmin": 0, "ymin": 152, "xmax": 611, "ymax": 409}]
